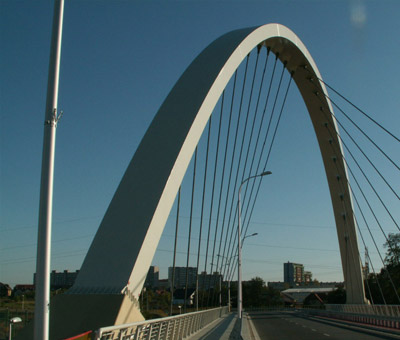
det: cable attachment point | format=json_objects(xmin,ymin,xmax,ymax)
[
  {"xmin": 44, "ymin": 108, "xmax": 63, "ymax": 127},
  {"xmin": 56, "ymin": 109, "xmax": 64, "ymax": 123}
]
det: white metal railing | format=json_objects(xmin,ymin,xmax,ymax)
[
  {"xmin": 305, "ymin": 305, "xmax": 400, "ymax": 330},
  {"xmin": 326, "ymin": 304, "xmax": 400, "ymax": 318},
  {"xmin": 94, "ymin": 306, "xmax": 228, "ymax": 340}
]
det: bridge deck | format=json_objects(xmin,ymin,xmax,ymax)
[{"xmin": 189, "ymin": 312, "xmax": 240, "ymax": 340}]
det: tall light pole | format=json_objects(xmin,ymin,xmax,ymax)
[
  {"xmin": 34, "ymin": 1, "xmax": 64, "ymax": 340},
  {"xmin": 237, "ymin": 171, "xmax": 271, "ymax": 319},
  {"xmin": 9, "ymin": 317, "xmax": 22, "ymax": 340}
]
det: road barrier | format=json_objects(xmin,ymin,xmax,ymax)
[
  {"xmin": 305, "ymin": 305, "xmax": 400, "ymax": 330},
  {"xmin": 325, "ymin": 304, "xmax": 400, "ymax": 318},
  {"xmin": 240, "ymin": 305, "xmax": 400, "ymax": 332}
]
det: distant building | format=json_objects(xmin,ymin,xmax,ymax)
[
  {"xmin": 34, "ymin": 270, "xmax": 79, "ymax": 290},
  {"xmin": 0, "ymin": 283, "xmax": 12, "ymax": 297},
  {"xmin": 284, "ymin": 262, "xmax": 304, "ymax": 284},
  {"xmin": 168, "ymin": 267, "xmax": 197, "ymax": 289},
  {"xmin": 304, "ymin": 271, "xmax": 312, "ymax": 283},
  {"xmin": 144, "ymin": 266, "xmax": 159, "ymax": 288},
  {"xmin": 284, "ymin": 262, "xmax": 314, "ymax": 286},
  {"xmin": 13, "ymin": 284, "xmax": 35, "ymax": 296},
  {"xmin": 198, "ymin": 271, "xmax": 223, "ymax": 290},
  {"xmin": 157, "ymin": 279, "xmax": 169, "ymax": 290}
]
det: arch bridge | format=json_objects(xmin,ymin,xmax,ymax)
[{"xmin": 46, "ymin": 23, "xmax": 367, "ymax": 339}]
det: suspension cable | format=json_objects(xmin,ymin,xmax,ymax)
[
  {"xmin": 320, "ymin": 122, "xmax": 387, "ymax": 304},
  {"xmin": 242, "ymin": 64, "xmax": 291, "ymax": 238},
  {"xmin": 225, "ymin": 62, "xmax": 291, "ymax": 282},
  {"xmin": 207, "ymin": 58, "xmax": 240, "ymax": 307},
  {"xmin": 201, "ymin": 90, "xmax": 225, "ymax": 305},
  {"xmin": 311, "ymin": 75, "xmax": 400, "ymax": 143},
  {"xmin": 220, "ymin": 47, "xmax": 271, "ymax": 276},
  {"xmin": 306, "ymin": 79, "xmax": 400, "ymax": 302},
  {"xmin": 216, "ymin": 51, "xmax": 261, "ymax": 277},
  {"xmin": 318, "ymin": 106, "xmax": 400, "ymax": 303},
  {"xmin": 170, "ymin": 186, "xmax": 181, "ymax": 315},
  {"xmin": 314, "ymin": 99, "xmax": 400, "ymax": 235},
  {"xmin": 224, "ymin": 51, "xmax": 278, "ymax": 280},
  {"xmin": 241, "ymin": 55, "xmax": 283, "ymax": 225},
  {"xmin": 184, "ymin": 147, "xmax": 198, "ymax": 312},
  {"xmin": 195, "ymin": 119, "xmax": 212, "ymax": 310},
  {"xmin": 325, "ymin": 93, "xmax": 400, "ymax": 173}
]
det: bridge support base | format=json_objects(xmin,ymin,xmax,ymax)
[{"xmin": 16, "ymin": 293, "xmax": 144, "ymax": 339}]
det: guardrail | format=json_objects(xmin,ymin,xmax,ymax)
[
  {"xmin": 303, "ymin": 307, "xmax": 400, "ymax": 330},
  {"xmin": 325, "ymin": 304, "xmax": 400, "ymax": 318},
  {"xmin": 94, "ymin": 306, "xmax": 228, "ymax": 340}
]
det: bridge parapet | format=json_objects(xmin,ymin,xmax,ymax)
[
  {"xmin": 305, "ymin": 305, "xmax": 400, "ymax": 331},
  {"xmin": 326, "ymin": 304, "xmax": 400, "ymax": 318},
  {"xmin": 94, "ymin": 306, "xmax": 228, "ymax": 340}
]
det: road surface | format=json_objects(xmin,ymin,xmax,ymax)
[{"xmin": 247, "ymin": 311, "xmax": 400, "ymax": 340}]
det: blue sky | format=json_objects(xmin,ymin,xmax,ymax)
[{"xmin": 1, "ymin": 0, "xmax": 399, "ymax": 287}]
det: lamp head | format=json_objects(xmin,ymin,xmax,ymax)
[
  {"xmin": 260, "ymin": 171, "xmax": 272, "ymax": 176},
  {"xmin": 10, "ymin": 317, "xmax": 22, "ymax": 324}
]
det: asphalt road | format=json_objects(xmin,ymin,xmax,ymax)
[{"xmin": 248, "ymin": 311, "xmax": 400, "ymax": 340}]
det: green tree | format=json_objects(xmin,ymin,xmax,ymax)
[
  {"xmin": 243, "ymin": 277, "xmax": 265, "ymax": 307},
  {"xmin": 365, "ymin": 233, "xmax": 400, "ymax": 304},
  {"xmin": 384, "ymin": 233, "xmax": 400, "ymax": 266},
  {"xmin": 326, "ymin": 287, "xmax": 346, "ymax": 304},
  {"xmin": 263, "ymin": 287, "xmax": 283, "ymax": 307},
  {"xmin": 242, "ymin": 277, "xmax": 283, "ymax": 308}
]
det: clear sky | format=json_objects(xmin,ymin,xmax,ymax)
[{"xmin": 1, "ymin": 0, "xmax": 399, "ymax": 288}]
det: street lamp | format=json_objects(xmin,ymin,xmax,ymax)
[
  {"xmin": 9, "ymin": 317, "xmax": 22, "ymax": 340},
  {"xmin": 242, "ymin": 232, "xmax": 258, "ymax": 246},
  {"xmin": 237, "ymin": 171, "xmax": 271, "ymax": 319}
]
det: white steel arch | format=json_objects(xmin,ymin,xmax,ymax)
[
  {"xmin": 72, "ymin": 23, "xmax": 365, "ymax": 303},
  {"xmin": 39, "ymin": 23, "xmax": 366, "ymax": 340}
]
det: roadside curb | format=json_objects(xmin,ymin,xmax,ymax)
[{"xmin": 241, "ymin": 313, "xmax": 261, "ymax": 340}]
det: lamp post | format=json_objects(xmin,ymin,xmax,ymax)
[
  {"xmin": 9, "ymin": 317, "xmax": 22, "ymax": 340},
  {"xmin": 237, "ymin": 171, "xmax": 271, "ymax": 319},
  {"xmin": 35, "ymin": 1, "xmax": 64, "ymax": 340}
]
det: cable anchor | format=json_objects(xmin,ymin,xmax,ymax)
[{"xmin": 44, "ymin": 108, "xmax": 63, "ymax": 127}]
